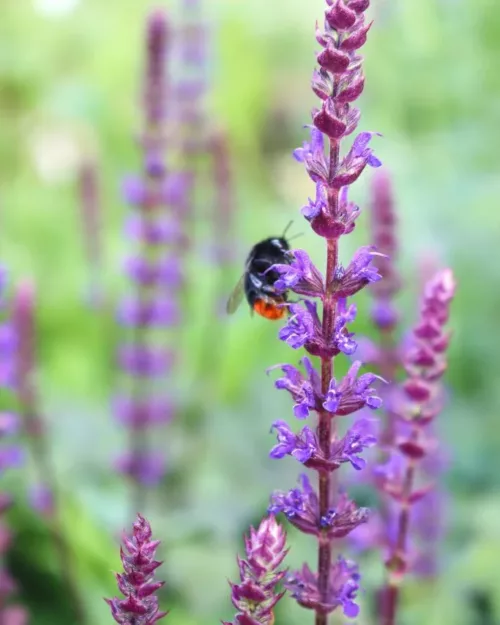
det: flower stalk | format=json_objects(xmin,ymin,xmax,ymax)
[
  {"xmin": 13, "ymin": 279, "xmax": 87, "ymax": 625},
  {"xmin": 116, "ymin": 9, "xmax": 181, "ymax": 514},
  {"xmin": 267, "ymin": 0, "xmax": 383, "ymax": 622},
  {"xmin": 378, "ymin": 269, "xmax": 456, "ymax": 625},
  {"xmin": 0, "ymin": 267, "xmax": 27, "ymax": 624}
]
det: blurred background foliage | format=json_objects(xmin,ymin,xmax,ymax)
[{"xmin": 0, "ymin": 0, "xmax": 499, "ymax": 624}]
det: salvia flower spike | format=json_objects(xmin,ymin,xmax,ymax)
[
  {"xmin": 116, "ymin": 9, "xmax": 183, "ymax": 510},
  {"xmin": 379, "ymin": 269, "xmax": 455, "ymax": 625},
  {"xmin": 13, "ymin": 279, "xmax": 88, "ymax": 625},
  {"xmin": 0, "ymin": 267, "xmax": 28, "ymax": 624},
  {"xmin": 106, "ymin": 514, "xmax": 167, "ymax": 625},
  {"xmin": 267, "ymin": 1, "xmax": 382, "ymax": 623},
  {"xmin": 223, "ymin": 515, "xmax": 288, "ymax": 625}
]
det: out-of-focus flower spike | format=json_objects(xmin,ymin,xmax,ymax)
[
  {"xmin": 115, "ymin": 8, "xmax": 182, "ymax": 512},
  {"xmin": 12, "ymin": 279, "xmax": 87, "ymax": 624},
  {"xmin": 379, "ymin": 270, "xmax": 456, "ymax": 625},
  {"xmin": 0, "ymin": 267, "xmax": 28, "ymax": 624}
]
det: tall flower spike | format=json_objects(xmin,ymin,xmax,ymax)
[
  {"xmin": 267, "ymin": 1, "xmax": 382, "ymax": 623},
  {"xmin": 378, "ymin": 269, "xmax": 455, "ymax": 625},
  {"xmin": 115, "ymin": 9, "xmax": 183, "ymax": 513},
  {"xmin": 224, "ymin": 516, "xmax": 288, "ymax": 625},
  {"xmin": 13, "ymin": 279, "xmax": 87, "ymax": 624},
  {"xmin": 0, "ymin": 267, "xmax": 28, "ymax": 625},
  {"xmin": 106, "ymin": 514, "xmax": 167, "ymax": 625}
]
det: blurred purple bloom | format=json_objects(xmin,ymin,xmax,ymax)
[
  {"xmin": 115, "ymin": 452, "xmax": 166, "ymax": 486},
  {"xmin": 117, "ymin": 298, "xmax": 180, "ymax": 327},
  {"xmin": 0, "ymin": 448, "xmax": 23, "ymax": 472},
  {"xmin": 113, "ymin": 397, "xmax": 174, "ymax": 428},
  {"xmin": 0, "ymin": 413, "xmax": 19, "ymax": 437},
  {"xmin": 122, "ymin": 175, "xmax": 147, "ymax": 207},
  {"xmin": 118, "ymin": 345, "xmax": 175, "ymax": 377},
  {"xmin": 125, "ymin": 215, "xmax": 184, "ymax": 246},
  {"xmin": 0, "ymin": 605, "xmax": 29, "ymax": 625},
  {"xmin": 29, "ymin": 484, "xmax": 54, "ymax": 516},
  {"xmin": 286, "ymin": 557, "xmax": 360, "ymax": 617},
  {"xmin": 125, "ymin": 257, "xmax": 183, "ymax": 288}
]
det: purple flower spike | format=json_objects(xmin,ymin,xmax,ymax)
[
  {"xmin": 262, "ymin": 0, "xmax": 411, "ymax": 622},
  {"xmin": 224, "ymin": 516, "xmax": 288, "ymax": 625},
  {"xmin": 115, "ymin": 7, "xmax": 194, "ymax": 510},
  {"xmin": 106, "ymin": 514, "xmax": 167, "ymax": 624},
  {"xmin": 376, "ymin": 271, "xmax": 455, "ymax": 619}
]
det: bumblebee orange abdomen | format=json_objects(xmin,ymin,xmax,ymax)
[{"xmin": 253, "ymin": 298, "xmax": 287, "ymax": 320}]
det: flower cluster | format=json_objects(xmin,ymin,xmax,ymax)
[
  {"xmin": 351, "ymin": 173, "xmax": 448, "ymax": 586},
  {"xmin": 224, "ymin": 516, "xmax": 288, "ymax": 625},
  {"xmin": 266, "ymin": 1, "xmax": 383, "ymax": 621},
  {"xmin": 115, "ymin": 10, "xmax": 182, "ymax": 493},
  {"xmin": 106, "ymin": 514, "xmax": 167, "ymax": 624},
  {"xmin": 377, "ymin": 269, "xmax": 455, "ymax": 624}
]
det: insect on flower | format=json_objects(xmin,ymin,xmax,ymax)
[{"xmin": 226, "ymin": 223, "xmax": 299, "ymax": 320}]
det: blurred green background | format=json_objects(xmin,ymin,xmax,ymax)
[{"xmin": 1, "ymin": 0, "xmax": 499, "ymax": 623}]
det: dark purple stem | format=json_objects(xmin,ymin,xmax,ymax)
[
  {"xmin": 381, "ymin": 458, "xmax": 416, "ymax": 625},
  {"xmin": 316, "ymin": 141, "xmax": 340, "ymax": 625}
]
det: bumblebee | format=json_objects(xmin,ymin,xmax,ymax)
[{"xmin": 226, "ymin": 231, "xmax": 293, "ymax": 320}]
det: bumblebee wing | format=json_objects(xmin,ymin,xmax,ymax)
[{"xmin": 226, "ymin": 273, "xmax": 246, "ymax": 314}]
